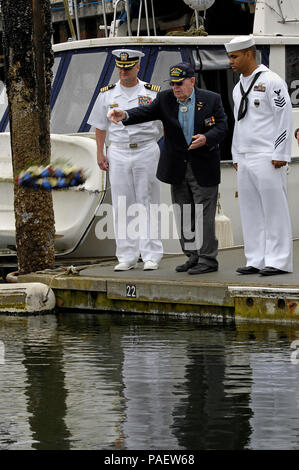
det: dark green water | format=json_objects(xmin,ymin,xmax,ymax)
[{"xmin": 0, "ymin": 312, "xmax": 298, "ymax": 450}]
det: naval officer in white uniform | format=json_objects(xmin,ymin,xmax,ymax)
[
  {"xmin": 225, "ymin": 35, "xmax": 293, "ymax": 276},
  {"xmin": 88, "ymin": 49, "xmax": 163, "ymax": 271}
]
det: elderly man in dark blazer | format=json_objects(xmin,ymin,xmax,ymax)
[{"xmin": 109, "ymin": 62, "xmax": 228, "ymax": 274}]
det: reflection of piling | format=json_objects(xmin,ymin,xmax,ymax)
[{"xmin": 1, "ymin": 0, "xmax": 55, "ymax": 273}]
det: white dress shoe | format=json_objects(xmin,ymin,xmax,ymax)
[
  {"xmin": 114, "ymin": 262, "xmax": 137, "ymax": 271},
  {"xmin": 143, "ymin": 260, "xmax": 159, "ymax": 270}
]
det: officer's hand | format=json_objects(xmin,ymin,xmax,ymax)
[
  {"xmin": 272, "ymin": 160, "xmax": 287, "ymax": 169},
  {"xmin": 108, "ymin": 109, "xmax": 126, "ymax": 124},
  {"xmin": 98, "ymin": 155, "xmax": 109, "ymax": 171},
  {"xmin": 188, "ymin": 134, "xmax": 207, "ymax": 150},
  {"xmin": 233, "ymin": 163, "xmax": 238, "ymax": 171}
]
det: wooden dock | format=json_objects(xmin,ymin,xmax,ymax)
[{"xmin": 7, "ymin": 239, "xmax": 299, "ymax": 324}]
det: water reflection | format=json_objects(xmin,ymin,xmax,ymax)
[
  {"xmin": 172, "ymin": 329, "xmax": 253, "ymax": 450},
  {"xmin": 23, "ymin": 316, "xmax": 71, "ymax": 450},
  {"xmin": 0, "ymin": 313, "xmax": 298, "ymax": 450}
]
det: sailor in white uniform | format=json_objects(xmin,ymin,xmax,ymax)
[
  {"xmin": 88, "ymin": 49, "xmax": 163, "ymax": 271},
  {"xmin": 225, "ymin": 35, "xmax": 293, "ymax": 276}
]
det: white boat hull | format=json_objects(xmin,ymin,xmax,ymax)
[
  {"xmin": 0, "ymin": 133, "xmax": 109, "ymax": 257},
  {"xmin": 1, "ymin": 131, "xmax": 299, "ymax": 259}
]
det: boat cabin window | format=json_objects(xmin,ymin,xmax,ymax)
[
  {"xmin": 0, "ymin": 55, "xmax": 62, "ymax": 133},
  {"xmin": 52, "ymin": 56, "xmax": 61, "ymax": 83},
  {"xmin": 191, "ymin": 47, "xmax": 238, "ymax": 160},
  {"xmin": 150, "ymin": 50, "xmax": 183, "ymax": 91},
  {"xmin": 50, "ymin": 51, "xmax": 108, "ymax": 134}
]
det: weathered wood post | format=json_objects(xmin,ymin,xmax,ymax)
[{"xmin": 0, "ymin": 0, "xmax": 55, "ymax": 273}]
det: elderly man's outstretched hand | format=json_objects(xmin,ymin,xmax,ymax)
[{"xmin": 108, "ymin": 109, "xmax": 126, "ymax": 124}]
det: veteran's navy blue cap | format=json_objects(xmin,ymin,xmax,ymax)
[{"xmin": 169, "ymin": 62, "xmax": 195, "ymax": 82}]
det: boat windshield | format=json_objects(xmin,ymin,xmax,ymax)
[
  {"xmin": 48, "ymin": 44, "xmax": 236, "ymax": 160},
  {"xmin": 50, "ymin": 50, "xmax": 109, "ymax": 134},
  {"xmin": 49, "ymin": 46, "xmax": 186, "ymax": 135},
  {"xmin": 1, "ymin": 41, "xmax": 298, "ymax": 160},
  {"xmin": 0, "ymin": 56, "xmax": 62, "ymax": 133}
]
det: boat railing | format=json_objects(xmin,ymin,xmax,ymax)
[
  {"xmin": 137, "ymin": 0, "xmax": 157, "ymax": 36},
  {"xmin": 110, "ymin": 0, "xmax": 157, "ymax": 37},
  {"xmin": 111, "ymin": 0, "xmax": 132, "ymax": 36},
  {"xmin": 102, "ymin": 0, "xmax": 109, "ymax": 37}
]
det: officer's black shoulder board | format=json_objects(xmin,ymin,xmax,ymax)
[
  {"xmin": 99, "ymin": 83, "xmax": 116, "ymax": 93},
  {"xmin": 145, "ymin": 83, "xmax": 161, "ymax": 92}
]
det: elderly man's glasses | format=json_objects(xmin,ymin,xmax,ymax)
[{"xmin": 169, "ymin": 81, "xmax": 184, "ymax": 87}]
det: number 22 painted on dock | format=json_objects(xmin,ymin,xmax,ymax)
[{"xmin": 126, "ymin": 284, "xmax": 136, "ymax": 298}]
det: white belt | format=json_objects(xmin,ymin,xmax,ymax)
[{"xmin": 109, "ymin": 139, "xmax": 156, "ymax": 149}]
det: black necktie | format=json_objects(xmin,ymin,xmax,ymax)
[{"xmin": 238, "ymin": 71, "xmax": 262, "ymax": 121}]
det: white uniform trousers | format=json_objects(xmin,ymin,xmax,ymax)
[
  {"xmin": 237, "ymin": 153, "xmax": 293, "ymax": 272},
  {"xmin": 108, "ymin": 140, "xmax": 163, "ymax": 264}
]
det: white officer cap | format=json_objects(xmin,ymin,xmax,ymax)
[
  {"xmin": 112, "ymin": 49, "xmax": 145, "ymax": 69},
  {"xmin": 225, "ymin": 35, "xmax": 255, "ymax": 53}
]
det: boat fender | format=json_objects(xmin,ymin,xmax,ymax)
[
  {"xmin": 215, "ymin": 194, "xmax": 234, "ymax": 249},
  {"xmin": 144, "ymin": 83, "xmax": 161, "ymax": 92},
  {"xmin": 99, "ymin": 84, "xmax": 116, "ymax": 93}
]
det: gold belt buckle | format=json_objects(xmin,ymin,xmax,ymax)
[{"xmin": 129, "ymin": 143, "xmax": 138, "ymax": 149}]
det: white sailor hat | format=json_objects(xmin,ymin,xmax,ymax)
[
  {"xmin": 225, "ymin": 35, "xmax": 255, "ymax": 53},
  {"xmin": 112, "ymin": 49, "xmax": 145, "ymax": 69}
]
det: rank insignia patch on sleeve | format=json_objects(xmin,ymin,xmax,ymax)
[
  {"xmin": 144, "ymin": 83, "xmax": 161, "ymax": 92},
  {"xmin": 274, "ymin": 89, "xmax": 286, "ymax": 107},
  {"xmin": 99, "ymin": 83, "xmax": 116, "ymax": 93}
]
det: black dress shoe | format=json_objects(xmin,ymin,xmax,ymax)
[
  {"xmin": 236, "ymin": 266, "xmax": 260, "ymax": 274},
  {"xmin": 188, "ymin": 263, "xmax": 218, "ymax": 275},
  {"xmin": 259, "ymin": 266, "xmax": 288, "ymax": 276},
  {"xmin": 176, "ymin": 255, "xmax": 198, "ymax": 272}
]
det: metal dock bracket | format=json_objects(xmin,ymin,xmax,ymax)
[{"xmin": 228, "ymin": 286, "xmax": 299, "ymax": 322}]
